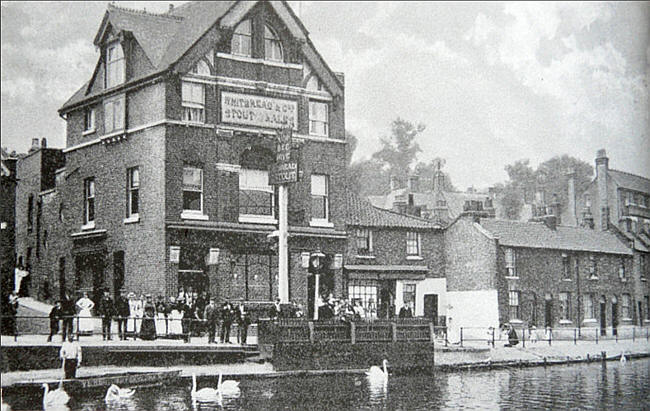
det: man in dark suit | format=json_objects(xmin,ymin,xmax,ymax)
[
  {"xmin": 220, "ymin": 301, "xmax": 233, "ymax": 343},
  {"xmin": 97, "ymin": 290, "xmax": 115, "ymax": 340},
  {"xmin": 115, "ymin": 290, "xmax": 130, "ymax": 340},
  {"xmin": 204, "ymin": 299, "xmax": 219, "ymax": 344},
  {"xmin": 61, "ymin": 292, "xmax": 76, "ymax": 341}
]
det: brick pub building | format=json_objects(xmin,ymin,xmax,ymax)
[{"xmin": 31, "ymin": 1, "xmax": 348, "ymax": 310}]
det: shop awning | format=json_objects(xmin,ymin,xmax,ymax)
[{"xmin": 344, "ymin": 265, "xmax": 428, "ymax": 280}]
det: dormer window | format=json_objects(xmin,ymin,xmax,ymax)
[
  {"xmin": 106, "ymin": 42, "xmax": 125, "ymax": 88},
  {"xmin": 231, "ymin": 20, "xmax": 252, "ymax": 57},
  {"xmin": 264, "ymin": 25, "xmax": 283, "ymax": 62}
]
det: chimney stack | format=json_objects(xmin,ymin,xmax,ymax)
[
  {"xmin": 595, "ymin": 149, "xmax": 609, "ymax": 230},
  {"xmin": 549, "ymin": 193, "xmax": 561, "ymax": 224},
  {"xmin": 29, "ymin": 138, "xmax": 40, "ymax": 153},
  {"xmin": 389, "ymin": 175, "xmax": 399, "ymax": 191},
  {"xmin": 565, "ymin": 168, "xmax": 577, "ymax": 227},
  {"xmin": 41, "ymin": 137, "xmax": 47, "ymax": 148},
  {"xmin": 408, "ymin": 175, "xmax": 419, "ymax": 192}
]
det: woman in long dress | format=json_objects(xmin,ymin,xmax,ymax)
[
  {"xmin": 76, "ymin": 292, "xmax": 95, "ymax": 335},
  {"xmin": 140, "ymin": 295, "xmax": 156, "ymax": 340},
  {"xmin": 126, "ymin": 293, "xmax": 141, "ymax": 336}
]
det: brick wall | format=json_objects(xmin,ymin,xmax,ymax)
[
  {"xmin": 444, "ymin": 217, "xmax": 497, "ymax": 292},
  {"xmin": 496, "ymin": 246, "xmax": 635, "ymax": 329}
]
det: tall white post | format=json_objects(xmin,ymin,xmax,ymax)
[
  {"xmin": 278, "ymin": 185, "xmax": 289, "ymax": 303},
  {"xmin": 313, "ymin": 273, "xmax": 320, "ymax": 320}
]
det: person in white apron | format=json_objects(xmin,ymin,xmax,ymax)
[
  {"xmin": 168, "ymin": 296, "xmax": 183, "ymax": 336},
  {"xmin": 155, "ymin": 295, "xmax": 168, "ymax": 337},
  {"xmin": 126, "ymin": 292, "xmax": 138, "ymax": 335},
  {"xmin": 76, "ymin": 292, "xmax": 95, "ymax": 334}
]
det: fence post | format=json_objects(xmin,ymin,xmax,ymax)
[
  {"xmin": 429, "ymin": 322, "xmax": 434, "ymax": 343},
  {"xmin": 76, "ymin": 316, "xmax": 80, "ymax": 341},
  {"xmin": 574, "ymin": 328, "xmax": 577, "ymax": 345},
  {"xmin": 615, "ymin": 329, "xmax": 618, "ymax": 343},
  {"xmin": 460, "ymin": 327, "xmax": 463, "ymax": 347},
  {"xmin": 350, "ymin": 322, "xmax": 356, "ymax": 345},
  {"xmin": 445, "ymin": 327, "xmax": 448, "ymax": 347},
  {"xmin": 548, "ymin": 328, "xmax": 552, "ymax": 346},
  {"xmin": 491, "ymin": 327, "xmax": 495, "ymax": 348},
  {"xmin": 522, "ymin": 327, "xmax": 526, "ymax": 348},
  {"xmin": 391, "ymin": 322, "xmax": 397, "ymax": 343},
  {"xmin": 632, "ymin": 327, "xmax": 635, "ymax": 342},
  {"xmin": 308, "ymin": 321, "xmax": 314, "ymax": 344},
  {"xmin": 595, "ymin": 328, "xmax": 598, "ymax": 344}
]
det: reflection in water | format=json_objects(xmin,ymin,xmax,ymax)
[
  {"xmin": 5, "ymin": 359, "xmax": 650, "ymax": 410},
  {"xmin": 366, "ymin": 375, "xmax": 388, "ymax": 405}
]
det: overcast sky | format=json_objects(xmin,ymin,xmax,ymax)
[{"xmin": 1, "ymin": 1, "xmax": 648, "ymax": 189}]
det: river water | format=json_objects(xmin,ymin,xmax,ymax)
[{"xmin": 8, "ymin": 358, "xmax": 650, "ymax": 410}]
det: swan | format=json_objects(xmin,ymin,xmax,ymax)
[
  {"xmin": 104, "ymin": 384, "xmax": 136, "ymax": 402},
  {"xmin": 218, "ymin": 372, "xmax": 240, "ymax": 395},
  {"xmin": 620, "ymin": 351, "xmax": 627, "ymax": 365},
  {"xmin": 365, "ymin": 359, "xmax": 388, "ymax": 381},
  {"xmin": 191, "ymin": 373, "xmax": 220, "ymax": 402},
  {"xmin": 42, "ymin": 382, "xmax": 69, "ymax": 409}
]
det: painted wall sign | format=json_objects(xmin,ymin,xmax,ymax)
[{"xmin": 221, "ymin": 92, "xmax": 297, "ymax": 130}]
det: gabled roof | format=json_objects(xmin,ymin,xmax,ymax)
[
  {"xmin": 60, "ymin": 1, "xmax": 342, "ymax": 114},
  {"xmin": 346, "ymin": 192, "xmax": 439, "ymax": 230},
  {"xmin": 479, "ymin": 219, "xmax": 632, "ymax": 255},
  {"xmin": 609, "ymin": 169, "xmax": 650, "ymax": 195}
]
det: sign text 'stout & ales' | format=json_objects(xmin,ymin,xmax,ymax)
[{"xmin": 221, "ymin": 92, "xmax": 297, "ymax": 130}]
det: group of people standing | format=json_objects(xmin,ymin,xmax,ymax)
[{"xmin": 46, "ymin": 289, "xmax": 252, "ymax": 344}]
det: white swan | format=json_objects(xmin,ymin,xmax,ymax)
[
  {"xmin": 365, "ymin": 359, "xmax": 388, "ymax": 381},
  {"xmin": 104, "ymin": 384, "xmax": 136, "ymax": 402},
  {"xmin": 620, "ymin": 351, "xmax": 627, "ymax": 365},
  {"xmin": 191, "ymin": 373, "xmax": 221, "ymax": 402},
  {"xmin": 42, "ymin": 382, "xmax": 69, "ymax": 409},
  {"xmin": 218, "ymin": 372, "xmax": 240, "ymax": 395}
]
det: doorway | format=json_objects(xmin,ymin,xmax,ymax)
[
  {"xmin": 424, "ymin": 294, "xmax": 438, "ymax": 325},
  {"xmin": 74, "ymin": 253, "xmax": 105, "ymax": 304},
  {"xmin": 600, "ymin": 297, "xmax": 607, "ymax": 336},
  {"xmin": 544, "ymin": 299, "xmax": 553, "ymax": 328}
]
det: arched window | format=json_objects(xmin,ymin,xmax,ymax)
[
  {"xmin": 106, "ymin": 42, "xmax": 125, "ymax": 88},
  {"xmin": 264, "ymin": 25, "xmax": 283, "ymax": 62},
  {"xmin": 231, "ymin": 20, "xmax": 252, "ymax": 57}
]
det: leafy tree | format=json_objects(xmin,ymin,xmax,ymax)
[
  {"xmin": 347, "ymin": 158, "xmax": 390, "ymax": 196},
  {"xmin": 371, "ymin": 118, "xmax": 424, "ymax": 186},
  {"xmin": 500, "ymin": 155, "xmax": 593, "ymax": 220}
]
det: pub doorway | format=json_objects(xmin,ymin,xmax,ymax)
[{"xmin": 74, "ymin": 252, "xmax": 105, "ymax": 304}]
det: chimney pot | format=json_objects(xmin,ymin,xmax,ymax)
[
  {"xmin": 31, "ymin": 138, "xmax": 39, "ymax": 147},
  {"xmin": 41, "ymin": 138, "xmax": 47, "ymax": 148}
]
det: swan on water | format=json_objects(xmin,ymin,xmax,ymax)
[
  {"xmin": 620, "ymin": 351, "xmax": 627, "ymax": 364},
  {"xmin": 218, "ymin": 372, "xmax": 240, "ymax": 395},
  {"xmin": 42, "ymin": 382, "xmax": 69, "ymax": 409},
  {"xmin": 191, "ymin": 373, "xmax": 221, "ymax": 402},
  {"xmin": 104, "ymin": 384, "xmax": 136, "ymax": 402},
  {"xmin": 365, "ymin": 359, "xmax": 389, "ymax": 381}
]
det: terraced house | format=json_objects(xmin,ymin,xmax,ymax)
[{"xmin": 46, "ymin": 1, "xmax": 348, "ymax": 310}]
